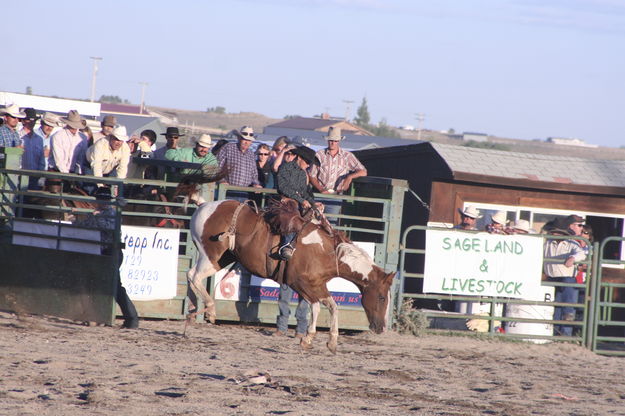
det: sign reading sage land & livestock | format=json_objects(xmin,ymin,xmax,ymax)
[{"xmin": 423, "ymin": 230, "xmax": 544, "ymax": 299}]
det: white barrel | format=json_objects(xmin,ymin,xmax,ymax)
[{"xmin": 504, "ymin": 286, "xmax": 555, "ymax": 343}]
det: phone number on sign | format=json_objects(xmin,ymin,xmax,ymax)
[
  {"xmin": 125, "ymin": 282, "xmax": 153, "ymax": 296},
  {"xmin": 125, "ymin": 268, "xmax": 159, "ymax": 282}
]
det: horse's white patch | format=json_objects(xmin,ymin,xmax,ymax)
[
  {"xmin": 190, "ymin": 200, "xmax": 228, "ymax": 257},
  {"xmin": 301, "ymin": 229, "xmax": 324, "ymax": 247},
  {"xmin": 336, "ymin": 243, "xmax": 373, "ymax": 279}
]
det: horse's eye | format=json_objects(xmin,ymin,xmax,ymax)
[{"xmin": 378, "ymin": 295, "xmax": 385, "ymax": 302}]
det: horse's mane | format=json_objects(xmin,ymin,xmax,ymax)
[{"xmin": 336, "ymin": 240, "xmax": 373, "ymax": 264}]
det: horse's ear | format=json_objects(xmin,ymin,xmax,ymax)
[{"xmin": 385, "ymin": 272, "xmax": 396, "ymax": 284}]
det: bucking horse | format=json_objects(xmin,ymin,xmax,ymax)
[{"xmin": 175, "ymin": 171, "xmax": 396, "ymax": 353}]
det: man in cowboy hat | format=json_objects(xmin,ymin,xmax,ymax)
[
  {"xmin": 217, "ymin": 126, "xmax": 262, "ymax": 199},
  {"xmin": 0, "ymin": 104, "xmax": 26, "ymax": 148},
  {"xmin": 18, "ymin": 108, "xmax": 46, "ymax": 188},
  {"xmin": 275, "ymin": 145, "xmax": 323, "ymax": 260},
  {"xmin": 455, "ymin": 205, "xmax": 481, "ymax": 230},
  {"xmin": 49, "ymin": 110, "xmax": 88, "ymax": 174},
  {"xmin": 153, "ymin": 127, "xmax": 184, "ymax": 160},
  {"xmin": 308, "ymin": 126, "xmax": 367, "ymax": 224},
  {"xmin": 485, "ymin": 210, "xmax": 508, "ymax": 234},
  {"xmin": 165, "ymin": 134, "xmax": 218, "ymax": 174},
  {"xmin": 74, "ymin": 186, "xmax": 139, "ymax": 329},
  {"xmin": 36, "ymin": 112, "xmax": 62, "ymax": 170},
  {"xmin": 86, "ymin": 125, "xmax": 131, "ymax": 183},
  {"xmin": 93, "ymin": 115, "xmax": 117, "ymax": 142}
]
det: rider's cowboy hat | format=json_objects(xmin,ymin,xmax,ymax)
[
  {"xmin": 458, "ymin": 205, "xmax": 481, "ymax": 219},
  {"xmin": 291, "ymin": 145, "xmax": 320, "ymax": 167},
  {"xmin": 197, "ymin": 134, "xmax": 213, "ymax": 148},
  {"xmin": 323, "ymin": 126, "xmax": 345, "ymax": 141},
  {"xmin": 61, "ymin": 110, "xmax": 85, "ymax": 129},
  {"xmin": 236, "ymin": 125, "xmax": 255, "ymax": 141},
  {"xmin": 94, "ymin": 186, "xmax": 113, "ymax": 201},
  {"xmin": 0, "ymin": 104, "xmax": 26, "ymax": 119}
]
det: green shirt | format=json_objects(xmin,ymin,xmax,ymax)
[{"xmin": 165, "ymin": 147, "xmax": 218, "ymax": 174}]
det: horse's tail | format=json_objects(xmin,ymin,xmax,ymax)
[{"xmin": 174, "ymin": 164, "xmax": 227, "ymax": 202}]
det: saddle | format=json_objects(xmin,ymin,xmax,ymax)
[{"xmin": 264, "ymin": 197, "xmax": 333, "ymax": 237}]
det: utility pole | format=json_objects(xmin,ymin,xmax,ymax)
[
  {"xmin": 139, "ymin": 82, "xmax": 148, "ymax": 113},
  {"xmin": 89, "ymin": 57, "xmax": 102, "ymax": 102},
  {"xmin": 342, "ymin": 99, "xmax": 354, "ymax": 121},
  {"xmin": 415, "ymin": 113, "xmax": 425, "ymax": 141}
]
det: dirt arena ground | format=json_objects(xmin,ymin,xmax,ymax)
[{"xmin": 1, "ymin": 311, "xmax": 624, "ymax": 416}]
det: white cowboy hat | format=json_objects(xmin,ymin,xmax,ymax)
[
  {"xmin": 110, "ymin": 125, "xmax": 129, "ymax": 142},
  {"xmin": 491, "ymin": 211, "xmax": 507, "ymax": 225},
  {"xmin": 237, "ymin": 126, "xmax": 255, "ymax": 141},
  {"xmin": 197, "ymin": 134, "xmax": 213, "ymax": 148},
  {"xmin": 61, "ymin": 110, "xmax": 85, "ymax": 129},
  {"xmin": 324, "ymin": 126, "xmax": 345, "ymax": 141},
  {"xmin": 512, "ymin": 219, "xmax": 531, "ymax": 233},
  {"xmin": 1, "ymin": 104, "xmax": 26, "ymax": 119},
  {"xmin": 41, "ymin": 112, "xmax": 62, "ymax": 127},
  {"xmin": 458, "ymin": 205, "xmax": 481, "ymax": 219}
]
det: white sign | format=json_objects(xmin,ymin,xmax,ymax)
[
  {"xmin": 120, "ymin": 226, "xmax": 180, "ymax": 301},
  {"xmin": 213, "ymin": 242, "xmax": 374, "ymax": 306},
  {"xmin": 423, "ymin": 230, "xmax": 544, "ymax": 300}
]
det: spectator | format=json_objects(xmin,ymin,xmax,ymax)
[
  {"xmin": 49, "ymin": 110, "xmax": 88, "ymax": 174},
  {"xmin": 211, "ymin": 139, "xmax": 228, "ymax": 156},
  {"xmin": 217, "ymin": 126, "xmax": 262, "ymax": 201},
  {"xmin": 19, "ymin": 108, "xmax": 45, "ymax": 189},
  {"xmin": 309, "ymin": 127, "xmax": 367, "ymax": 225},
  {"xmin": 153, "ymin": 127, "xmax": 183, "ymax": 160},
  {"xmin": 455, "ymin": 205, "xmax": 480, "ymax": 230},
  {"xmin": 93, "ymin": 115, "xmax": 117, "ymax": 142},
  {"xmin": 256, "ymin": 143, "xmax": 273, "ymax": 188},
  {"xmin": 140, "ymin": 129, "xmax": 157, "ymax": 153},
  {"xmin": 543, "ymin": 214, "xmax": 587, "ymax": 337},
  {"xmin": 74, "ymin": 186, "xmax": 139, "ymax": 329},
  {"xmin": 509, "ymin": 219, "xmax": 531, "ymax": 234},
  {"xmin": 81, "ymin": 121, "xmax": 95, "ymax": 147},
  {"xmin": 274, "ymin": 283, "xmax": 309, "ymax": 339},
  {"xmin": 86, "ymin": 125, "xmax": 131, "ymax": 185},
  {"xmin": 486, "ymin": 210, "xmax": 507, "ymax": 234},
  {"xmin": 576, "ymin": 224, "xmax": 593, "ymax": 323},
  {"xmin": 165, "ymin": 134, "xmax": 217, "ymax": 174},
  {"xmin": 0, "ymin": 104, "xmax": 26, "ymax": 148},
  {"xmin": 35, "ymin": 112, "xmax": 62, "ymax": 170}
]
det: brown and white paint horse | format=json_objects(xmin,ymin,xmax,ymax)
[{"xmin": 180, "ymin": 194, "xmax": 395, "ymax": 353}]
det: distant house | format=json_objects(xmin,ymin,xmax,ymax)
[
  {"xmin": 546, "ymin": 137, "xmax": 598, "ymax": 148},
  {"xmin": 264, "ymin": 115, "xmax": 373, "ymax": 137},
  {"xmin": 462, "ymin": 132, "xmax": 488, "ymax": 142}
]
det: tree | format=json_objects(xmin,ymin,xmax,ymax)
[
  {"xmin": 369, "ymin": 118, "xmax": 401, "ymax": 138},
  {"xmin": 99, "ymin": 95, "xmax": 130, "ymax": 104},
  {"xmin": 354, "ymin": 97, "xmax": 370, "ymax": 127},
  {"xmin": 283, "ymin": 114, "xmax": 301, "ymax": 120},
  {"xmin": 25, "ymin": 86, "xmax": 33, "ymax": 95},
  {"xmin": 206, "ymin": 106, "xmax": 226, "ymax": 114}
]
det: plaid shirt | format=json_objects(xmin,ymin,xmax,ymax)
[
  {"xmin": 309, "ymin": 147, "xmax": 365, "ymax": 191},
  {"xmin": 0, "ymin": 125, "xmax": 23, "ymax": 148},
  {"xmin": 217, "ymin": 142, "xmax": 259, "ymax": 186}
]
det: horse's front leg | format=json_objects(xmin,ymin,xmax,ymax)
[
  {"xmin": 319, "ymin": 296, "xmax": 339, "ymax": 354},
  {"xmin": 301, "ymin": 302, "xmax": 320, "ymax": 350}
]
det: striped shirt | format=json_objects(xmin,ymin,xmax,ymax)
[
  {"xmin": 217, "ymin": 142, "xmax": 259, "ymax": 187},
  {"xmin": 309, "ymin": 147, "xmax": 365, "ymax": 191}
]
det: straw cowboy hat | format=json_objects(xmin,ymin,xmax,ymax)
[
  {"xmin": 237, "ymin": 126, "xmax": 255, "ymax": 141},
  {"xmin": 41, "ymin": 112, "xmax": 62, "ymax": 127},
  {"xmin": 110, "ymin": 125, "xmax": 129, "ymax": 142},
  {"xmin": 324, "ymin": 126, "xmax": 345, "ymax": 141},
  {"xmin": 61, "ymin": 110, "xmax": 85, "ymax": 129},
  {"xmin": 458, "ymin": 205, "xmax": 481, "ymax": 219},
  {"xmin": 491, "ymin": 211, "xmax": 507, "ymax": 225},
  {"xmin": 291, "ymin": 146, "xmax": 320, "ymax": 166},
  {"xmin": 1, "ymin": 104, "xmax": 26, "ymax": 119},
  {"xmin": 512, "ymin": 219, "xmax": 530, "ymax": 233},
  {"xmin": 197, "ymin": 134, "xmax": 213, "ymax": 148}
]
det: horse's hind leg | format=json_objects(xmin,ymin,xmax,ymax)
[
  {"xmin": 187, "ymin": 255, "xmax": 220, "ymax": 324},
  {"xmin": 301, "ymin": 302, "xmax": 321, "ymax": 350},
  {"xmin": 320, "ymin": 296, "xmax": 339, "ymax": 354}
]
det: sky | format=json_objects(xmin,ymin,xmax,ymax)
[{"xmin": 3, "ymin": 0, "xmax": 625, "ymax": 147}]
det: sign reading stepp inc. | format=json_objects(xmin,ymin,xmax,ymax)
[
  {"xmin": 120, "ymin": 226, "xmax": 180, "ymax": 301},
  {"xmin": 423, "ymin": 230, "xmax": 544, "ymax": 300}
]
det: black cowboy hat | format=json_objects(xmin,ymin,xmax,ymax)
[
  {"xmin": 22, "ymin": 108, "xmax": 39, "ymax": 121},
  {"xmin": 161, "ymin": 127, "xmax": 185, "ymax": 137},
  {"xmin": 291, "ymin": 146, "xmax": 320, "ymax": 167},
  {"xmin": 94, "ymin": 186, "xmax": 113, "ymax": 201}
]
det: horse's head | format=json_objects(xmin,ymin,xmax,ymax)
[{"xmin": 361, "ymin": 269, "xmax": 396, "ymax": 333}]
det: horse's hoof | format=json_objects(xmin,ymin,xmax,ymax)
[
  {"xmin": 326, "ymin": 341, "xmax": 337, "ymax": 355},
  {"xmin": 300, "ymin": 338, "xmax": 313, "ymax": 350}
]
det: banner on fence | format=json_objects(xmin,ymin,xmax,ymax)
[
  {"xmin": 423, "ymin": 230, "xmax": 544, "ymax": 299},
  {"xmin": 120, "ymin": 226, "xmax": 180, "ymax": 301}
]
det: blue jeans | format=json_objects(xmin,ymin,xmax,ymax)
[
  {"xmin": 276, "ymin": 283, "xmax": 309, "ymax": 334},
  {"xmin": 548, "ymin": 276, "xmax": 579, "ymax": 337}
]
